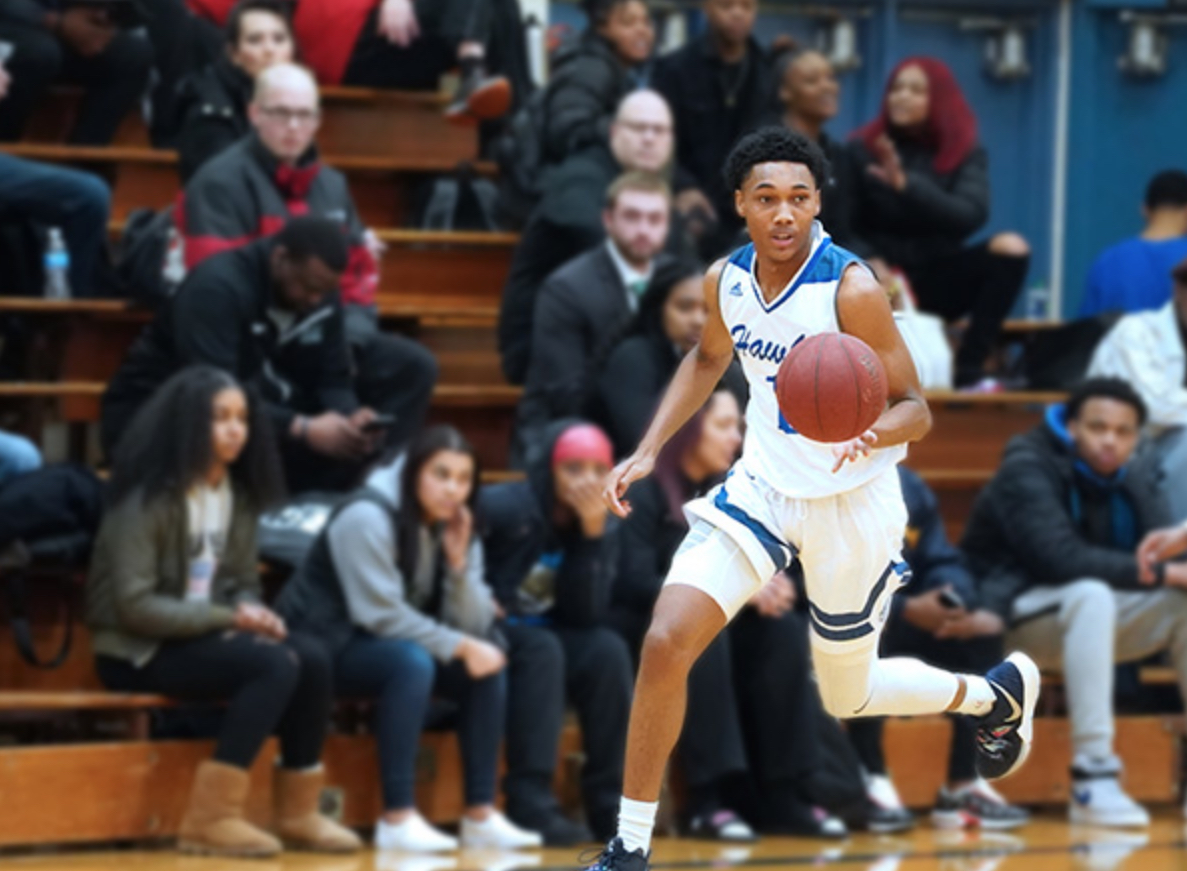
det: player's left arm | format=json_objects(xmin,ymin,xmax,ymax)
[{"xmin": 836, "ymin": 264, "xmax": 932, "ymax": 450}]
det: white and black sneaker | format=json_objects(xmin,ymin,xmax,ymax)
[{"xmin": 975, "ymin": 652, "xmax": 1040, "ymax": 780}]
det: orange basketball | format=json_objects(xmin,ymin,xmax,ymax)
[{"xmin": 775, "ymin": 333, "xmax": 888, "ymax": 443}]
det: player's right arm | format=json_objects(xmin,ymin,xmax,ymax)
[{"xmin": 604, "ymin": 260, "xmax": 736, "ymax": 517}]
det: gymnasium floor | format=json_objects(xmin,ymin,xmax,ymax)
[{"xmin": 7, "ymin": 813, "xmax": 1185, "ymax": 871}]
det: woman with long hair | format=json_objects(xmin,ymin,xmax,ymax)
[
  {"xmin": 612, "ymin": 389, "xmax": 850, "ymax": 839},
  {"xmin": 86, "ymin": 365, "xmax": 360, "ymax": 858},
  {"xmin": 848, "ymin": 57, "xmax": 1031, "ymax": 389},
  {"xmin": 277, "ymin": 425, "xmax": 542, "ymax": 853}
]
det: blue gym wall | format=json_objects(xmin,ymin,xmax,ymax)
[{"xmin": 551, "ymin": 0, "xmax": 1187, "ymax": 316}]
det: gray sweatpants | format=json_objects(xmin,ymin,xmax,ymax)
[{"xmin": 1008, "ymin": 579, "xmax": 1187, "ymax": 765}]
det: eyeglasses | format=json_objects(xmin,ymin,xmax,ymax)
[
  {"xmin": 619, "ymin": 120, "xmax": 672, "ymax": 137},
  {"xmin": 259, "ymin": 106, "xmax": 320, "ymax": 126}
]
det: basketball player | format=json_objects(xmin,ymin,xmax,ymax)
[{"xmin": 589, "ymin": 128, "xmax": 1039, "ymax": 871}]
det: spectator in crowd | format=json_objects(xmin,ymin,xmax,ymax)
[
  {"xmin": 1080, "ymin": 169, "xmax": 1187, "ymax": 318},
  {"xmin": 0, "ymin": 55, "xmax": 112, "ymax": 297},
  {"xmin": 613, "ymin": 388, "xmax": 845, "ymax": 838},
  {"xmin": 0, "ymin": 429, "xmax": 40, "ymax": 487},
  {"xmin": 0, "ymin": 0, "xmax": 152, "ymax": 144},
  {"xmin": 277, "ymin": 426, "xmax": 541, "ymax": 852},
  {"xmin": 962, "ymin": 377, "xmax": 1187, "ymax": 828},
  {"xmin": 500, "ymin": 89, "xmax": 691, "ymax": 385},
  {"xmin": 480, "ymin": 421, "xmax": 632, "ymax": 845},
  {"xmin": 175, "ymin": 0, "xmax": 296, "ymax": 182},
  {"xmin": 174, "ymin": 62, "xmax": 437, "ymax": 454},
  {"xmin": 654, "ymin": 0, "xmax": 773, "ymax": 256},
  {"xmin": 514, "ymin": 172, "xmax": 671, "ymax": 464},
  {"xmin": 1090, "ymin": 256, "xmax": 1187, "ymax": 521},
  {"xmin": 86, "ymin": 365, "xmax": 360, "ymax": 858},
  {"xmin": 772, "ymin": 45, "xmax": 858, "ymax": 252},
  {"xmin": 846, "ymin": 467, "xmax": 1028, "ymax": 832},
  {"xmin": 543, "ymin": 0, "xmax": 653, "ymax": 163},
  {"xmin": 849, "ymin": 58, "xmax": 1030, "ymax": 390},
  {"xmin": 102, "ymin": 217, "xmax": 393, "ymax": 494}
]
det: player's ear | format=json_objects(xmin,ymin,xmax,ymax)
[{"xmin": 735, "ymin": 188, "xmax": 745, "ymax": 219}]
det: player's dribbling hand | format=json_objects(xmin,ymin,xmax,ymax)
[
  {"xmin": 603, "ymin": 452, "xmax": 655, "ymax": 518},
  {"xmin": 831, "ymin": 431, "xmax": 877, "ymax": 473}
]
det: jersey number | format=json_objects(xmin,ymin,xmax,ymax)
[{"xmin": 766, "ymin": 375, "xmax": 798, "ymax": 435}]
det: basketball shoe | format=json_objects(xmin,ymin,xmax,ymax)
[
  {"xmin": 974, "ymin": 652, "xmax": 1040, "ymax": 780},
  {"xmin": 584, "ymin": 839, "xmax": 650, "ymax": 871}
]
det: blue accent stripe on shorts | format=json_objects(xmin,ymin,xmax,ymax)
[
  {"xmin": 807, "ymin": 562, "xmax": 894, "ymax": 629},
  {"xmin": 712, "ymin": 485, "xmax": 792, "ymax": 572},
  {"xmin": 809, "ymin": 616, "xmax": 875, "ymax": 642}
]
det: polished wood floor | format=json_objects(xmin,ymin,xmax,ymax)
[{"xmin": 4, "ymin": 812, "xmax": 1184, "ymax": 871}]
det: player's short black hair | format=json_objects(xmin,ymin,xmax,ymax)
[
  {"xmin": 274, "ymin": 216, "xmax": 349, "ymax": 272},
  {"xmin": 723, "ymin": 126, "xmax": 830, "ymax": 193},
  {"xmin": 1145, "ymin": 169, "xmax": 1187, "ymax": 211},
  {"xmin": 1066, "ymin": 377, "xmax": 1147, "ymax": 427}
]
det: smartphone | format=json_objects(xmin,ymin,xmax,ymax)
[
  {"xmin": 362, "ymin": 413, "xmax": 396, "ymax": 433},
  {"xmin": 938, "ymin": 588, "xmax": 965, "ymax": 610}
]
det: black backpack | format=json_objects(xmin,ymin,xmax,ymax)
[
  {"xmin": 491, "ymin": 87, "xmax": 550, "ymax": 229},
  {"xmin": 117, "ymin": 206, "xmax": 182, "ymax": 311}
]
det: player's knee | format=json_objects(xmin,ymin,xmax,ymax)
[
  {"xmin": 817, "ymin": 680, "xmax": 869, "ymax": 719},
  {"xmin": 813, "ymin": 653, "xmax": 872, "ymax": 719},
  {"xmin": 988, "ymin": 231, "xmax": 1030, "ymax": 258},
  {"xmin": 640, "ymin": 620, "xmax": 697, "ymax": 679}
]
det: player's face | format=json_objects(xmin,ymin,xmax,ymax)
[
  {"xmin": 230, "ymin": 11, "xmax": 294, "ymax": 79},
  {"xmin": 704, "ymin": 0, "xmax": 756, "ymax": 47},
  {"xmin": 251, "ymin": 82, "xmax": 320, "ymax": 164},
  {"xmin": 416, "ymin": 449, "xmax": 475, "ymax": 524},
  {"xmin": 780, "ymin": 50, "xmax": 839, "ymax": 124},
  {"xmin": 604, "ymin": 190, "xmax": 670, "ymax": 268},
  {"xmin": 734, "ymin": 162, "xmax": 821, "ymax": 263},
  {"xmin": 887, "ymin": 64, "xmax": 929, "ymax": 129},
  {"xmin": 690, "ymin": 391, "xmax": 743, "ymax": 476},
  {"xmin": 1067, "ymin": 398, "xmax": 1141, "ymax": 478},
  {"xmin": 598, "ymin": 0, "xmax": 655, "ymax": 66},
  {"xmin": 662, "ymin": 276, "xmax": 708, "ymax": 353},
  {"xmin": 271, "ymin": 249, "xmax": 340, "ymax": 314},
  {"xmin": 211, "ymin": 387, "xmax": 248, "ymax": 468}
]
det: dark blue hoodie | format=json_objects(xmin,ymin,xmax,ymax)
[{"xmin": 961, "ymin": 403, "xmax": 1171, "ymax": 621}]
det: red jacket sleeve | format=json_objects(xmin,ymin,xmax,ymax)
[{"xmin": 185, "ymin": 0, "xmax": 238, "ymax": 26}]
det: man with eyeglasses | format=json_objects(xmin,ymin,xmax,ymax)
[
  {"xmin": 171, "ymin": 61, "xmax": 438, "ymax": 492},
  {"xmin": 499, "ymin": 89, "xmax": 695, "ymax": 385}
]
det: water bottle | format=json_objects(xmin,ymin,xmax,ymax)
[
  {"xmin": 1024, "ymin": 282, "xmax": 1050, "ymax": 321},
  {"xmin": 43, "ymin": 227, "xmax": 71, "ymax": 300}
]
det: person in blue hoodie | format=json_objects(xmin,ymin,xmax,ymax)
[
  {"xmin": 962, "ymin": 377, "xmax": 1187, "ymax": 830},
  {"xmin": 846, "ymin": 466, "xmax": 1029, "ymax": 833},
  {"xmin": 479, "ymin": 420, "xmax": 633, "ymax": 846}
]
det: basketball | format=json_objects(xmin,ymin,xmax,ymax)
[{"xmin": 775, "ymin": 332, "xmax": 889, "ymax": 443}]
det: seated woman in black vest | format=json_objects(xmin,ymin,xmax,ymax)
[
  {"xmin": 86, "ymin": 365, "xmax": 360, "ymax": 858},
  {"xmin": 277, "ymin": 425, "xmax": 542, "ymax": 853}
]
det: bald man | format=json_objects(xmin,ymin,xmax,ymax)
[
  {"xmin": 172, "ymin": 62, "xmax": 438, "ymax": 491},
  {"xmin": 499, "ymin": 89, "xmax": 696, "ymax": 384}
]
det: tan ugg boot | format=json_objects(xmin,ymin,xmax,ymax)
[
  {"xmin": 273, "ymin": 766, "xmax": 363, "ymax": 853},
  {"xmin": 178, "ymin": 760, "xmax": 282, "ymax": 857}
]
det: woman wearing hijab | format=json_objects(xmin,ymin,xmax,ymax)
[{"xmin": 849, "ymin": 57, "xmax": 1031, "ymax": 390}]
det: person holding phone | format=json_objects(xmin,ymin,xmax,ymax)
[
  {"xmin": 277, "ymin": 426, "xmax": 542, "ymax": 853},
  {"xmin": 0, "ymin": 0, "xmax": 152, "ymax": 143},
  {"xmin": 845, "ymin": 466, "xmax": 1028, "ymax": 832}
]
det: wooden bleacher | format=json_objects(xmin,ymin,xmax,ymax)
[{"xmin": 0, "ymin": 87, "xmax": 1181, "ymax": 850}]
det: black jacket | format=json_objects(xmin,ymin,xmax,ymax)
[
  {"xmin": 654, "ymin": 34, "xmax": 774, "ymax": 229},
  {"xmin": 613, "ymin": 474, "xmax": 698, "ymax": 616},
  {"xmin": 816, "ymin": 131, "xmax": 864, "ymax": 256},
  {"xmin": 498, "ymin": 145, "xmax": 695, "ymax": 385},
  {"xmin": 175, "ymin": 57, "xmax": 253, "ymax": 184},
  {"xmin": 101, "ymin": 238, "xmax": 356, "ymax": 453},
  {"xmin": 479, "ymin": 419, "xmax": 621, "ymax": 628},
  {"xmin": 961, "ymin": 405, "xmax": 1172, "ymax": 621},
  {"xmin": 542, "ymin": 31, "xmax": 641, "ymax": 164},
  {"xmin": 848, "ymin": 138, "xmax": 990, "ymax": 271},
  {"xmin": 514, "ymin": 244, "xmax": 657, "ymax": 462}
]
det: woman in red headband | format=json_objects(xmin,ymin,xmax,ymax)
[{"xmin": 849, "ymin": 57, "xmax": 1031, "ymax": 391}]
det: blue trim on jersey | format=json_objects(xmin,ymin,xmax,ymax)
[
  {"xmin": 751, "ymin": 238, "xmax": 835, "ymax": 314},
  {"xmin": 727, "ymin": 243, "xmax": 755, "ymax": 271},
  {"xmin": 712, "ymin": 485, "xmax": 793, "ymax": 571},
  {"xmin": 800, "ymin": 243, "xmax": 863, "ymax": 287}
]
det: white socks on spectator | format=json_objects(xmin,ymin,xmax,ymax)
[
  {"xmin": 954, "ymin": 676, "xmax": 997, "ymax": 716},
  {"xmin": 617, "ymin": 797, "xmax": 658, "ymax": 854}
]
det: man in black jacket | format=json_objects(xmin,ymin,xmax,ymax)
[
  {"xmin": 102, "ymin": 217, "xmax": 392, "ymax": 493},
  {"xmin": 499, "ymin": 89, "xmax": 691, "ymax": 385},
  {"xmin": 479, "ymin": 420, "xmax": 632, "ymax": 845},
  {"xmin": 963, "ymin": 377, "xmax": 1187, "ymax": 829},
  {"xmin": 512, "ymin": 172, "xmax": 671, "ymax": 466},
  {"xmin": 653, "ymin": 0, "xmax": 773, "ymax": 256}
]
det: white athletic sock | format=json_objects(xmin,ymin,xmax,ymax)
[
  {"xmin": 617, "ymin": 797, "xmax": 658, "ymax": 854},
  {"xmin": 952, "ymin": 675, "xmax": 997, "ymax": 717}
]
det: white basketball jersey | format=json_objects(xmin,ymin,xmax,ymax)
[{"xmin": 719, "ymin": 222, "xmax": 906, "ymax": 498}]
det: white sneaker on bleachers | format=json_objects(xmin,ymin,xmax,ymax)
[
  {"xmin": 460, "ymin": 811, "xmax": 544, "ymax": 849},
  {"xmin": 375, "ymin": 812, "xmax": 459, "ymax": 852}
]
